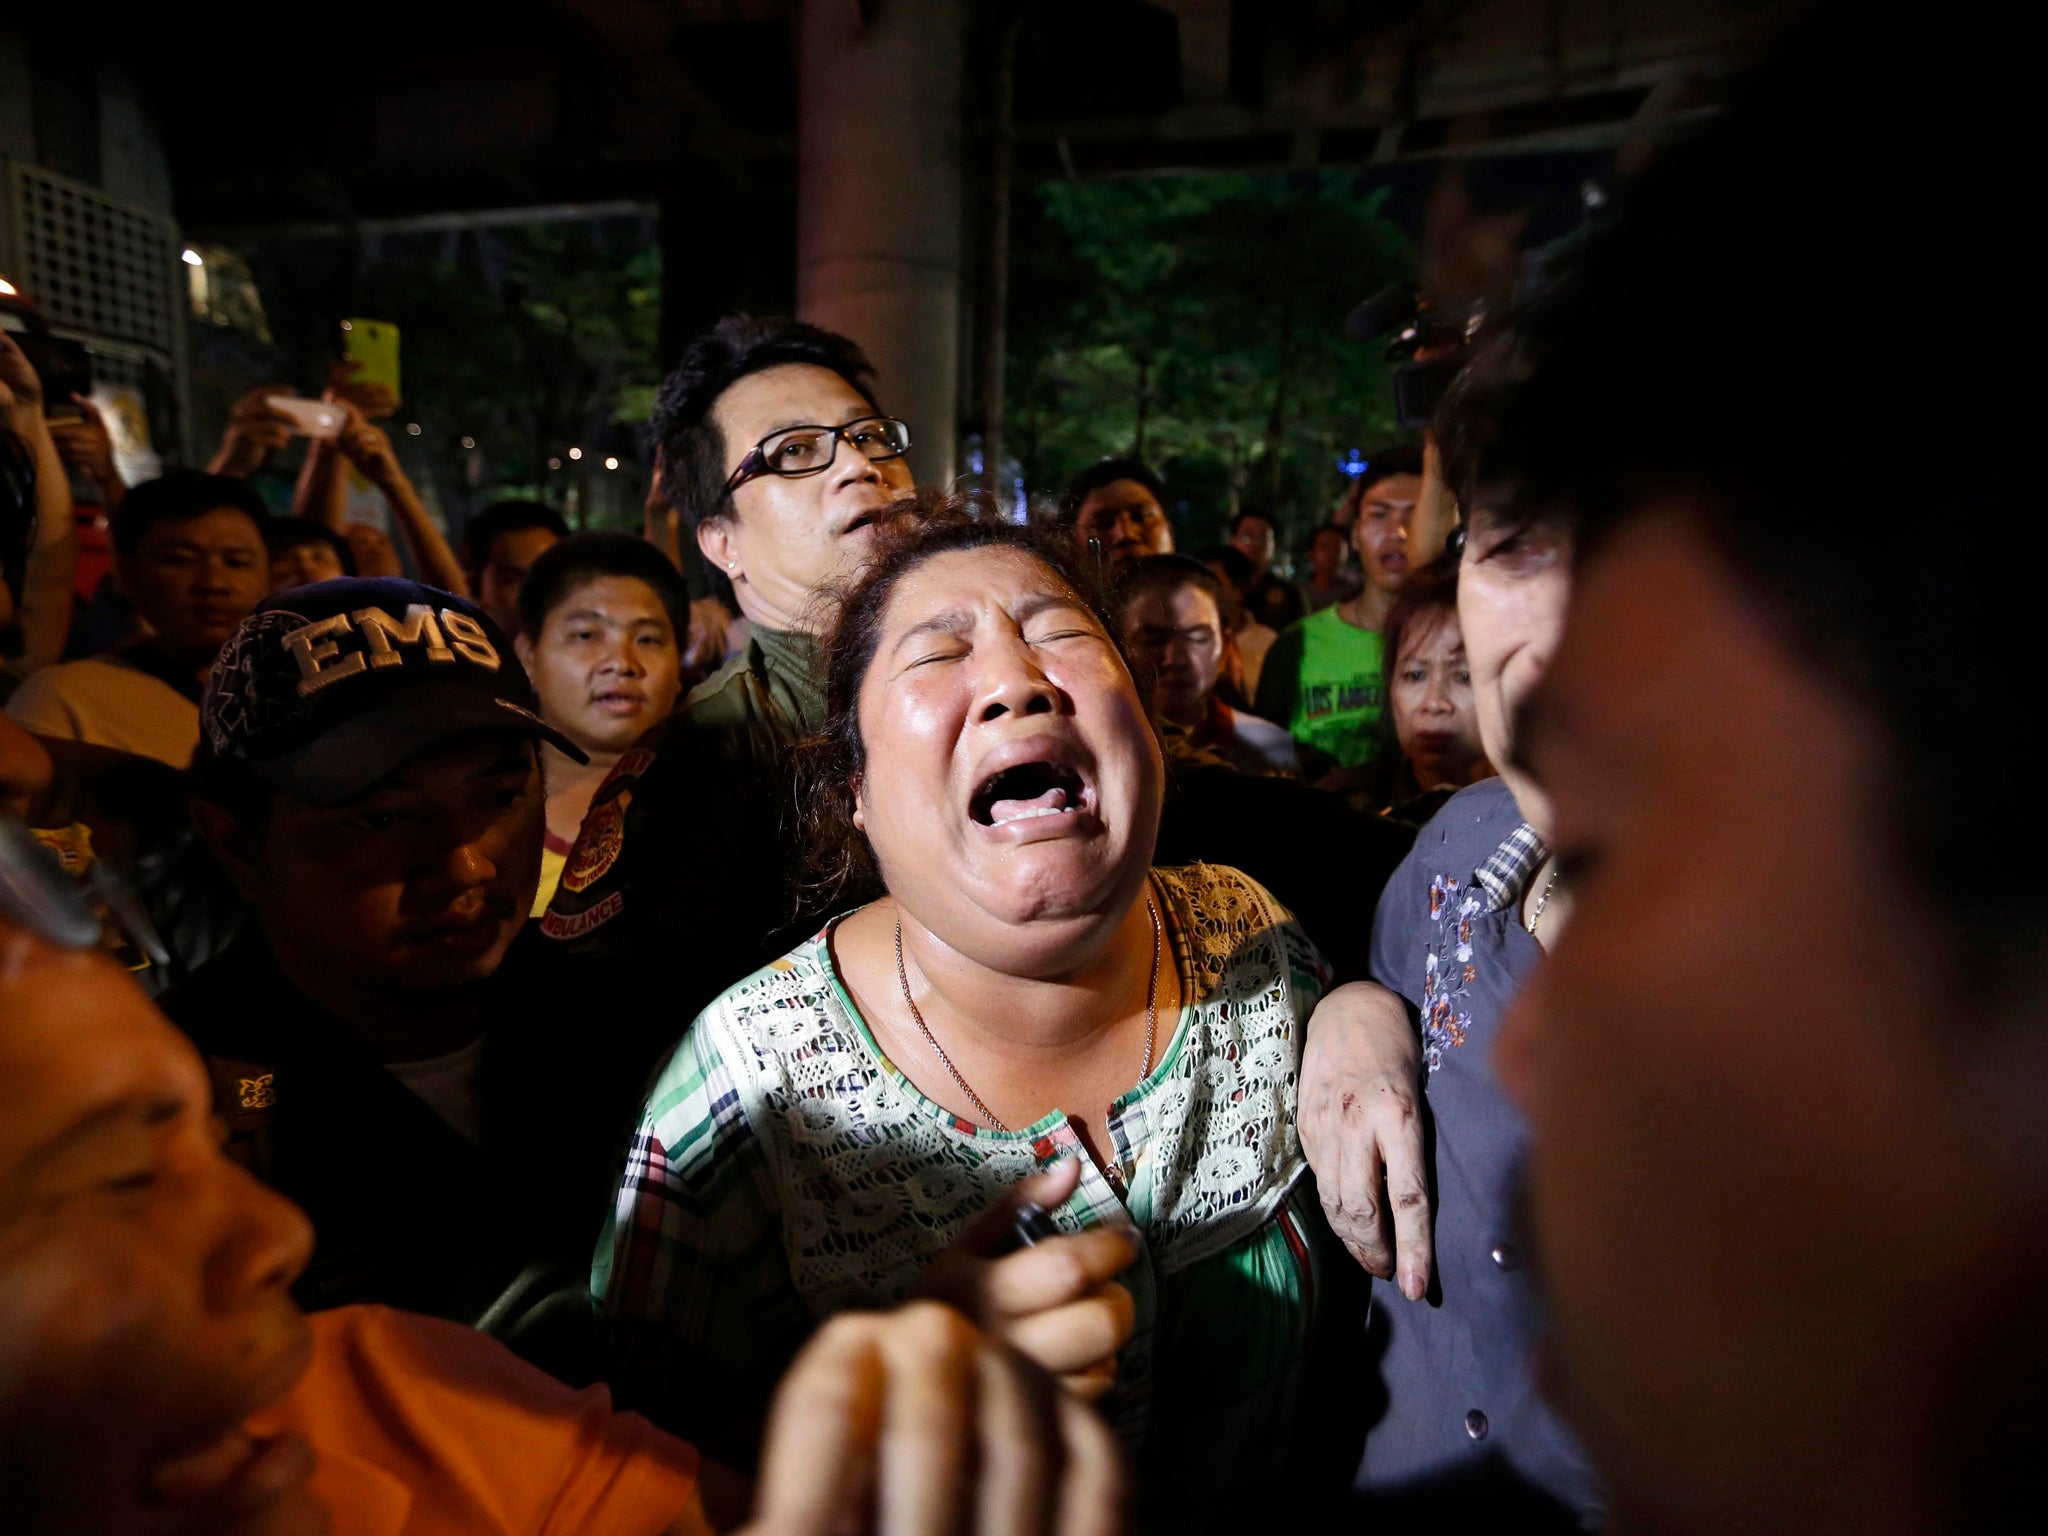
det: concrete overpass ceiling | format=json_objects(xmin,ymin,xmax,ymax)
[
  {"xmin": 84, "ymin": 0, "xmax": 1791, "ymax": 235},
  {"xmin": 1009, "ymin": 0, "xmax": 1790, "ymax": 176},
  {"xmin": 90, "ymin": 0, "xmax": 803, "ymax": 234}
]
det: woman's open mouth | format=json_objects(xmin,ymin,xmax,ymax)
[{"xmin": 969, "ymin": 759, "xmax": 1093, "ymax": 829}]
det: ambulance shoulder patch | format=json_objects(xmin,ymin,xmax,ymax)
[
  {"xmin": 561, "ymin": 788, "xmax": 631, "ymax": 895},
  {"xmin": 541, "ymin": 890, "xmax": 625, "ymax": 941}
]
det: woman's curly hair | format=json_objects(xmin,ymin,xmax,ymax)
[{"xmin": 796, "ymin": 487, "xmax": 1141, "ymax": 909}]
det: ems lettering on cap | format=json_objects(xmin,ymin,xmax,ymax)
[
  {"xmin": 283, "ymin": 602, "xmax": 499, "ymax": 696},
  {"xmin": 200, "ymin": 577, "xmax": 584, "ymax": 806}
]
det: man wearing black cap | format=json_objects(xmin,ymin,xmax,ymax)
[{"xmin": 164, "ymin": 577, "xmax": 627, "ymax": 1326}]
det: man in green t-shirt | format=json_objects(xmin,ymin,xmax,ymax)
[{"xmin": 1254, "ymin": 448, "xmax": 1422, "ymax": 779}]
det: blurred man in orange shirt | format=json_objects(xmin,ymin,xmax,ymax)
[{"xmin": 0, "ymin": 820, "xmax": 1122, "ymax": 1536}]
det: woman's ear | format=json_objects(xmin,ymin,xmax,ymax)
[
  {"xmin": 513, "ymin": 631, "xmax": 535, "ymax": 673},
  {"xmin": 851, "ymin": 775, "xmax": 866, "ymax": 834},
  {"xmin": 189, "ymin": 799, "xmax": 267, "ymax": 904}
]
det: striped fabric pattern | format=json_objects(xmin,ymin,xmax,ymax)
[{"xmin": 1472, "ymin": 820, "xmax": 1548, "ymax": 913}]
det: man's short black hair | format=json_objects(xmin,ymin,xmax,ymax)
[
  {"xmin": 650, "ymin": 316, "xmax": 882, "ymax": 536},
  {"xmin": 1116, "ymin": 552, "xmax": 1232, "ymax": 617},
  {"xmin": 517, "ymin": 532, "xmax": 692, "ymax": 641},
  {"xmin": 1230, "ymin": 507, "xmax": 1276, "ymax": 534},
  {"xmin": 461, "ymin": 500, "xmax": 569, "ymax": 574},
  {"xmin": 1352, "ymin": 447, "xmax": 1423, "ymax": 498},
  {"xmin": 112, "ymin": 470, "xmax": 270, "ymax": 559},
  {"xmin": 1059, "ymin": 459, "xmax": 1166, "ymax": 528},
  {"xmin": 265, "ymin": 519, "xmax": 356, "ymax": 576}
]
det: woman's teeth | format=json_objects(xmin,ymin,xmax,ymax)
[
  {"xmin": 994, "ymin": 804, "xmax": 1076, "ymax": 825},
  {"xmin": 988, "ymin": 785, "xmax": 1076, "ymax": 826}
]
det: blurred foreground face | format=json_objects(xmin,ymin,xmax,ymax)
[
  {"xmin": 0, "ymin": 924, "xmax": 317, "ymax": 1530},
  {"xmin": 1074, "ymin": 478, "xmax": 1173, "ymax": 571},
  {"xmin": 121, "ymin": 509, "xmax": 270, "ymax": 662},
  {"xmin": 1124, "ymin": 580, "xmax": 1226, "ymax": 725},
  {"xmin": 1352, "ymin": 472, "xmax": 1420, "ymax": 593},
  {"xmin": 707, "ymin": 362, "xmax": 914, "ymax": 626},
  {"xmin": 1389, "ymin": 608, "xmax": 1487, "ymax": 791},
  {"xmin": 1499, "ymin": 513, "xmax": 1981, "ymax": 1534},
  {"xmin": 524, "ymin": 575, "xmax": 683, "ymax": 757},
  {"xmin": 223, "ymin": 733, "xmax": 543, "ymax": 997}
]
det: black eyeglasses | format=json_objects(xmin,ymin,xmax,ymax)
[{"xmin": 721, "ymin": 416, "xmax": 912, "ymax": 499}]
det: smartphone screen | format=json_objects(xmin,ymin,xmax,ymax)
[
  {"xmin": 340, "ymin": 318, "xmax": 401, "ymax": 406},
  {"xmin": 267, "ymin": 397, "xmax": 346, "ymax": 440}
]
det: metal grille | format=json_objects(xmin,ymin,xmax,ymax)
[{"xmin": 6, "ymin": 162, "xmax": 182, "ymax": 353}]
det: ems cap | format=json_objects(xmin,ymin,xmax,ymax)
[{"xmin": 199, "ymin": 577, "xmax": 584, "ymax": 804}]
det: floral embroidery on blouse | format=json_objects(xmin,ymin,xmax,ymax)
[{"xmin": 1420, "ymin": 874, "xmax": 1481, "ymax": 1074}]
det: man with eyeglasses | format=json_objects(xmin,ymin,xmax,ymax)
[
  {"xmin": 682, "ymin": 323, "xmax": 914, "ymax": 750},
  {"xmin": 539, "ymin": 316, "xmax": 917, "ymax": 1013}
]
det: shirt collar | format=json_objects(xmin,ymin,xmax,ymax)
[
  {"xmin": 1472, "ymin": 821, "xmax": 1549, "ymax": 913},
  {"xmin": 749, "ymin": 624, "xmax": 827, "ymax": 732}
]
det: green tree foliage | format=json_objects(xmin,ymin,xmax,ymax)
[
  {"xmin": 350, "ymin": 222, "xmax": 661, "ymax": 507},
  {"xmin": 1006, "ymin": 173, "xmax": 1415, "ymax": 553},
  {"xmin": 240, "ymin": 219, "xmax": 661, "ymax": 528}
]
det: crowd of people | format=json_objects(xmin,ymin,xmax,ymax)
[{"xmin": 2, "ymin": 4, "xmax": 2041, "ymax": 1532}]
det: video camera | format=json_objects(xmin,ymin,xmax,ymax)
[{"xmin": 1347, "ymin": 287, "xmax": 1487, "ymax": 433}]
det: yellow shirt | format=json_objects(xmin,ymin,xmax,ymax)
[{"xmin": 532, "ymin": 831, "xmax": 573, "ymax": 918}]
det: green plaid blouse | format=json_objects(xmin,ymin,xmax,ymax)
[{"xmin": 594, "ymin": 863, "xmax": 1330, "ymax": 1515}]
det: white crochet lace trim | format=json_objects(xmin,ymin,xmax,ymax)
[{"xmin": 701, "ymin": 863, "xmax": 1312, "ymax": 1312}]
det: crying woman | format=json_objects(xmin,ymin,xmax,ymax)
[{"xmin": 592, "ymin": 495, "xmax": 1340, "ymax": 1530}]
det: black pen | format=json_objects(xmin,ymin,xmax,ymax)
[{"xmin": 1011, "ymin": 1199, "xmax": 1061, "ymax": 1249}]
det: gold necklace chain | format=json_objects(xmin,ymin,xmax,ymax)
[
  {"xmin": 893, "ymin": 895, "xmax": 1163, "ymax": 1135},
  {"xmin": 1525, "ymin": 860, "xmax": 1563, "ymax": 938}
]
